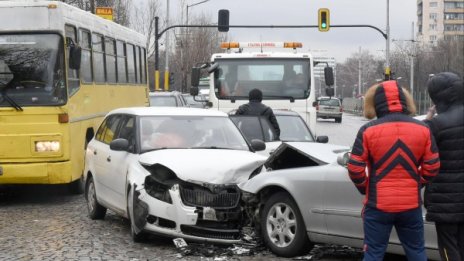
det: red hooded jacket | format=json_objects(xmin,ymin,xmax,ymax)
[{"xmin": 348, "ymin": 81, "xmax": 440, "ymax": 212}]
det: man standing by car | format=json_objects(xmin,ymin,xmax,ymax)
[
  {"xmin": 236, "ymin": 88, "xmax": 280, "ymax": 140},
  {"xmin": 347, "ymin": 81, "xmax": 440, "ymax": 261},
  {"xmin": 424, "ymin": 72, "xmax": 464, "ymax": 261}
]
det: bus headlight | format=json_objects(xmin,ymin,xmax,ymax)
[{"xmin": 35, "ymin": 141, "xmax": 61, "ymax": 152}]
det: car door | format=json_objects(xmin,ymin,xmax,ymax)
[
  {"xmin": 324, "ymin": 168, "xmax": 365, "ymax": 241},
  {"xmin": 93, "ymin": 114, "xmax": 124, "ymax": 209},
  {"xmin": 106, "ymin": 115, "xmax": 136, "ymax": 213}
]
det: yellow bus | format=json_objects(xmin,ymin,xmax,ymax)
[{"xmin": 0, "ymin": 1, "xmax": 149, "ymax": 193}]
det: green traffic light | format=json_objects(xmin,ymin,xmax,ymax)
[{"xmin": 322, "ymin": 23, "xmax": 327, "ymax": 28}]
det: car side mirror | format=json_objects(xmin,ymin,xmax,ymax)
[
  {"xmin": 250, "ymin": 139, "xmax": 266, "ymax": 151},
  {"xmin": 110, "ymin": 138, "xmax": 129, "ymax": 151},
  {"xmin": 337, "ymin": 151, "xmax": 351, "ymax": 167},
  {"xmin": 316, "ymin": 135, "xmax": 329, "ymax": 143}
]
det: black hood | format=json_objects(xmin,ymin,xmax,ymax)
[{"xmin": 427, "ymin": 72, "xmax": 464, "ymax": 113}]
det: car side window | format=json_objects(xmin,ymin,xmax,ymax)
[
  {"xmin": 96, "ymin": 115, "xmax": 123, "ymax": 145},
  {"xmin": 117, "ymin": 116, "xmax": 136, "ymax": 152}
]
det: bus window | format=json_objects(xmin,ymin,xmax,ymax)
[
  {"xmin": 92, "ymin": 33, "xmax": 105, "ymax": 83},
  {"xmin": 116, "ymin": 40, "xmax": 127, "ymax": 83},
  {"xmin": 137, "ymin": 46, "xmax": 143, "ymax": 84},
  {"xmin": 126, "ymin": 43, "xmax": 136, "ymax": 83},
  {"xmin": 65, "ymin": 25, "xmax": 80, "ymax": 95},
  {"xmin": 141, "ymin": 48, "xmax": 147, "ymax": 84},
  {"xmin": 80, "ymin": 29, "xmax": 93, "ymax": 83},
  {"xmin": 0, "ymin": 34, "xmax": 66, "ymax": 106},
  {"xmin": 105, "ymin": 37, "xmax": 117, "ymax": 84},
  {"xmin": 134, "ymin": 45, "xmax": 140, "ymax": 83}
]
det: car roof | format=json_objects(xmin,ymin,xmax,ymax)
[
  {"xmin": 272, "ymin": 109, "xmax": 301, "ymax": 116},
  {"xmin": 108, "ymin": 107, "xmax": 228, "ymax": 117}
]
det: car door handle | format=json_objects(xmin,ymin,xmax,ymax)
[{"xmin": 107, "ymin": 156, "xmax": 111, "ymax": 162}]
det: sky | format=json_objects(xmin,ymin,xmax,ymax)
[{"xmin": 164, "ymin": 0, "xmax": 417, "ymax": 63}]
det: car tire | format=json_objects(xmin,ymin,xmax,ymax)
[
  {"xmin": 128, "ymin": 186, "xmax": 146, "ymax": 243},
  {"xmin": 335, "ymin": 117, "xmax": 342, "ymax": 123},
  {"xmin": 85, "ymin": 176, "xmax": 107, "ymax": 220},
  {"xmin": 261, "ymin": 191, "xmax": 312, "ymax": 257}
]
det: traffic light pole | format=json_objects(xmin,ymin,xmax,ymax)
[{"xmin": 153, "ymin": 21, "xmax": 388, "ymax": 90}]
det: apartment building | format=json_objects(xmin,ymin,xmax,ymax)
[{"xmin": 417, "ymin": 0, "xmax": 464, "ymax": 45}]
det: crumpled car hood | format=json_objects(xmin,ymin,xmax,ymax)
[
  {"xmin": 139, "ymin": 149, "xmax": 267, "ymax": 184},
  {"xmin": 267, "ymin": 142, "xmax": 350, "ymax": 165}
]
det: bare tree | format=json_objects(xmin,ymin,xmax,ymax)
[
  {"xmin": 169, "ymin": 13, "xmax": 227, "ymax": 92},
  {"xmin": 336, "ymin": 50, "xmax": 384, "ymax": 98},
  {"xmin": 131, "ymin": 0, "xmax": 162, "ymax": 59}
]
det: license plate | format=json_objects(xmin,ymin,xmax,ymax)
[{"xmin": 203, "ymin": 207, "xmax": 217, "ymax": 221}]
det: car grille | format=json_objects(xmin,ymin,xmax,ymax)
[
  {"xmin": 179, "ymin": 185, "xmax": 240, "ymax": 209},
  {"xmin": 180, "ymin": 225, "xmax": 240, "ymax": 240}
]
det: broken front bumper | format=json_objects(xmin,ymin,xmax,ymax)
[{"xmin": 135, "ymin": 183, "xmax": 243, "ymax": 244}]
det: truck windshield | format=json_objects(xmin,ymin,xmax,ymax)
[
  {"xmin": 213, "ymin": 58, "xmax": 311, "ymax": 100},
  {"xmin": 0, "ymin": 34, "xmax": 66, "ymax": 107}
]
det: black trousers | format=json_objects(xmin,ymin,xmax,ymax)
[{"xmin": 435, "ymin": 223, "xmax": 464, "ymax": 261}]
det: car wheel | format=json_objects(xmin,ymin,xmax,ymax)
[
  {"xmin": 335, "ymin": 117, "xmax": 342, "ymax": 123},
  {"xmin": 261, "ymin": 192, "xmax": 312, "ymax": 257},
  {"xmin": 128, "ymin": 186, "xmax": 146, "ymax": 243},
  {"xmin": 85, "ymin": 176, "xmax": 106, "ymax": 219}
]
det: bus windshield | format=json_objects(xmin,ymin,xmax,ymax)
[
  {"xmin": 0, "ymin": 34, "xmax": 66, "ymax": 107},
  {"xmin": 213, "ymin": 58, "xmax": 311, "ymax": 100}
]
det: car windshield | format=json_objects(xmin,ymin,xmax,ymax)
[
  {"xmin": 183, "ymin": 94, "xmax": 206, "ymax": 108},
  {"xmin": 276, "ymin": 115, "xmax": 314, "ymax": 142},
  {"xmin": 139, "ymin": 116, "xmax": 249, "ymax": 152},
  {"xmin": 0, "ymin": 34, "xmax": 66, "ymax": 107},
  {"xmin": 149, "ymin": 96, "xmax": 177, "ymax": 107},
  {"xmin": 319, "ymin": 99, "xmax": 340, "ymax": 106},
  {"xmin": 214, "ymin": 58, "xmax": 311, "ymax": 100}
]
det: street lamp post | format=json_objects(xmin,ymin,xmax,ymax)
[{"xmin": 183, "ymin": 0, "xmax": 210, "ymax": 91}]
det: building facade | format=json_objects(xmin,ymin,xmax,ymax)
[{"xmin": 417, "ymin": 0, "xmax": 464, "ymax": 45}]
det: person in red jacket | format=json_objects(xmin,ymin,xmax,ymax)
[{"xmin": 348, "ymin": 80, "xmax": 440, "ymax": 261}]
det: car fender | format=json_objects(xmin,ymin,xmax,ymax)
[{"xmin": 239, "ymin": 166, "xmax": 329, "ymax": 234}]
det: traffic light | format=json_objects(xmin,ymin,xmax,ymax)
[
  {"xmin": 318, "ymin": 8, "xmax": 330, "ymax": 32},
  {"xmin": 218, "ymin": 9, "xmax": 230, "ymax": 32}
]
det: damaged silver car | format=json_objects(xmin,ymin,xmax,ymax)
[
  {"xmin": 84, "ymin": 107, "xmax": 267, "ymax": 243},
  {"xmin": 239, "ymin": 142, "xmax": 440, "ymax": 259}
]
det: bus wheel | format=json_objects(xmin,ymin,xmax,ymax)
[{"xmin": 68, "ymin": 175, "xmax": 85, "ymax": 194}]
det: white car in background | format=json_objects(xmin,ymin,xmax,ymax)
[
  {"xmin": 84, "ymin": 107, "xmax": 267, "ymax": 243},
  {"xmin": 230, "ymin": 110, "xmax": 329, "ymax": 156}
]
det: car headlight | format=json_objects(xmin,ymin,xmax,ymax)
[
  {"xmin": 35, "ymin": 141, "xmax": 60, "ymax": 152},
  {"xmin": 143, "ymin": 164, "xmax": 179, "ymax": 204}
]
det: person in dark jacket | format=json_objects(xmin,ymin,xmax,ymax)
[
  {"xmin": 424, "ymin": 72, "xmax": 464, "ymax": 261},
  {"xmin": 235, "ymin": 88, "xmax": 280, "ymax": 140},
  {"xmin": 348, "ymin": 80, "xmax": 440, "ymax": 261}
]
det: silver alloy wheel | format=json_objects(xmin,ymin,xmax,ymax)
[
  {"xmin": 266, "ymin": 202, "xmax": 297, "ymax": 248},
  {"xmin": 87, "ymin": 180, "xmax": 96, "ymax": 213}
]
